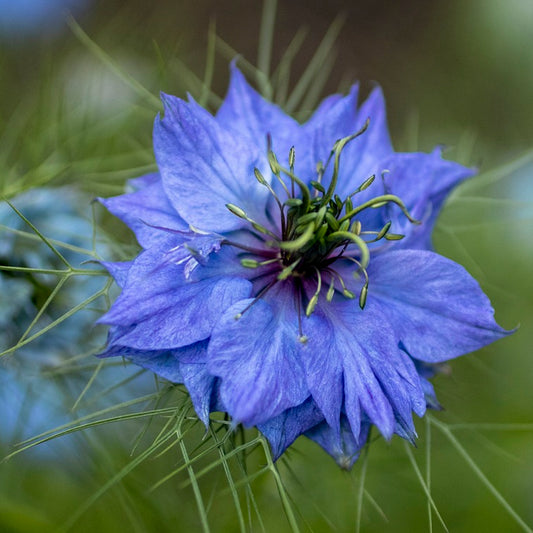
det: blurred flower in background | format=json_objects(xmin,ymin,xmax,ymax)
[
  {"xmin": 0, "ymin": 0, "xmax": 90, "ymax": 39},
  {"xmin": 0, "ymin": 187, "xmax": 148, "ymax": 450}
]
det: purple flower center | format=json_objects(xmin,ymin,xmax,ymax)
[{"xmin": 223, "ymin": 123, "xmax": 420, "ymax": 328}]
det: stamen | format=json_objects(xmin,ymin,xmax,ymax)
[
  {"xmin": 254, "ymin": 168, "xmax": 281, "ymax": 204},
  {"xmin": 295, "ymin": 279, "xmax": 307, "ymax": 343},
  {"xmin": 325, "ymin": 212, "xmax": 339, "ymax": 230},
  {"xmin": 375, "ymin": 220, "xmax": 392, "ymax": 240},
  {"xmin": 384, "ymin": 233, "xmax": 405, "ymax": 241},
  {"xmin": 350, "ymin": 220, "xmax": 362, "ymax": 235},
  {"xmin": 221, "ymin": 239, "xmax": 277, "ymax": 257},
  {"xmin": 305, "ymin": 267, "xmax": 323, "ymax": 317},
  {"xmin": 320, "ymin": 119, "xmax": 370, "ymax": 207},
  {"xmin": 279, "ymin": 223, "xmax": 314, "ymax": 251},
  {"xmin": 240, "ymin": 257, "xmax": 279, "ymax": 269},
  {"xmin": 289, "ymin": 146, "xmax": 296, "ymax": 170},
  {"xmin": 310, "ymin": 180, "xmax": 326, "ymax": 194},
  {"xmin": 359, "ymin": 284, "xmax": 368, "ymax": 310},
  {"xmin": 225, "ymin": 201, "xmax": 280, "ymax": 240},
  {"xmin": 225, "ymin": 203, "xmax": 247, "ymax": 219},
  {"xmin": 277, "ymin": 258, "xmax": 302, "ymax": 280},
  {"xmin": 325, "ymin": 230, "xmax": 370, "ymax": 268},
  {"xmin": 326, "ymin": 275, "xmax": 336, "ymax": 302},
  {"xmin": 313, "ymin": 205, "xmax": 327, "ymax": 230},
  {"xmin": 253, "ymin": 167, "xmax": 286, "ymax": 236},
  {"xmin": 285, "ymin": 198, "xmax": 303, "ymax": 208},
  {"xmin": 240, "ymin": 259, "xmax": 260, "ymax": 268},
  {"xmin": 347, "ymin": 174, "xmax": 375, "ymax": 197},
  {"xmin": 327, "ymin": 268, "xmax": 355, "ymax": 299},
  {"xmin": 339, "ymin": 194, "xmax": 420, "ymax": 225},
  {"xmin": 359, "ymin": 221, "xmax": 395, "ymax": 243},
  {"xmin": 278, "ymin": 166, "xmax": 311, "ymax": 212},
  {"xmin": 234, "ymin": 279, "xmax": 279, "ymax": 320},
  {"xmin": 344, "ymin": 256, "xmax": 370, "ymax": 310}
]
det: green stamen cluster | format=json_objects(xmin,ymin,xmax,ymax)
[{"xmin": 225, "ymin": 121, "xmax": 420, "ymax": 318}]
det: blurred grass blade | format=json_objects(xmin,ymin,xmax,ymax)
[
  {"xmin": 426, "ymin": 417, "xmax": 433, "ymax": 533},
  {"xmin": 177, "ymin": 424, "xmax": 211, "ymax": 533},
  {"xmin": 199, "ymin": 20, "xmax": 217, "ymax": 107},
  {"xmin": 0, "ymin": 278, "xmax": 111, "ymax": 358},
  {"xmin": 4, "ymin": 199, "xmax": 71, "ymax": 267},
  {"xmin": 210, "ymin": 426, "xmax": 247, "ymax": 533},
  {"xmin": 257, "ymin": 0, "xmax": 278, "ymax": 96},
  {"xmin": 431, "ymin": 418, "xmax": 533, "ymax": 533},
  {"xmin": 284, "ymin": 14, "xmax": 344, "ymax": 114},
  {"xmin": 404, "ymin": 442, "xmax": 449, "ymax": 533},
  {"xmin": 299, "ymin": 48, "xmax": 337, "ymax": 113},
  {"xmin": 272, "ymin": 27, "xmax": 308, "ymax": 106},
  {"xmin": 67, "ymin": 16, "xmax": 162, "ymax": 112},
  {"xmin": 356, "ymin": 442, "xmax": 370, "ymax": 533},
  {"xmin": 215, "ymin": 36, "xmax": 273, "ymax": 99},
  {"xmin": 454, "ymin": 148, "xmax": 533, "ymax": 194}
]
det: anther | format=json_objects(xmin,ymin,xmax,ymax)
[
  {"xmin": 289, "ymin": 146, "xmax": 296, "ymax": 170},
  {"xmin": 277, "ymin": 258, "xmax": 302, "ymax": 280},
  {"xmin": 226, "ymin": 203, "xmax": 247, "ymax": 219},
  {"xmin": 240, "ymin": 259, "xmax": 260, "ymax": 268},
  {"xmin": 305, "ymin": 268, "xmax": 322, "ymax": 317},
  {"xmin": 310, "ymin": 180, "xmax": 325, "ymax": 194},
  {"xmin": 376, "ymin": 221, "xmax": 392, "ymax": 240},
  {"xmin": 268, "ymin": 150, "xmax": 281, "ymax": 175},
  {"xmin": 359, "ymin": 283, "xmax": 368, "ymax": 310},
  {"xmin": 326, "ymin": 276, "xmax": 336, "ymax": 302},
  {"xmin": 384, "ymin": 233, "xmax": 405, "ymax": 241},
  {"xmin": 285, "ymin": 198, "xmax": 303, "ymax": 207},
  {"xmin": 279, "ymin": 223, "xmax": 314, "ymax": 251},
  {"xmin": 254, "ymin": 168, "xmax": 268, "ymax": 185},
  {"xmin": 356, "ymin": 174, "xmax": 375, "ymax": 193}
]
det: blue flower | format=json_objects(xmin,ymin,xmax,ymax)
[
  {"xmin": 0, "ymin": 187, "xmax": 131, "ymax": 451},
  {"xmin": 98, "ymin": 66, "xmax": 510, "ymax": 467}
]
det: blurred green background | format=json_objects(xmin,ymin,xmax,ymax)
[{"xmin": 1, "ymin": 0, "xmax": 532, "ymax": 532}]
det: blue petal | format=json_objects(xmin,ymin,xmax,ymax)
[
  {"xmin": 217, "ymin": 63, "xmax": 300, "ymax": 159},
  {"xmin": 99, "ymin": 327, "xmax": 184, "ymax": 382},
  {"xmin": 161, "ymin": 231, "xmax": 225, "ymax": 279},
  {"xmin": 419, "ymin": 376, "xmax": 442, "ymax": 411},
  {"xmin": 368, "ymin": 249, "xmax": 511, "ymax": 362},
  {"xmin": 405, "ymin": 350, "xmax": 444, "ymax": 409},
  {"xmin": 99, "ymin": 246, "xmax": 252, "ymax": 350},
  {"xmin": 305, "ymin": 299, "xmax": 402, "ymax": 440},
  {"xmin": 207, "ymin": 288, "xmax": 309, "ymax": 426},
  {"xmin": 303, "ymin": 86, "xmax": 394, "ymax": 199},
  {"xmin": 305, "ymin": 416, "xmax": 371, "ymax": 469},
  {"xmin": 128, "ymin": 172, "xmax": 160, "ymax": 190},
  {"xmin": 298, "ymin": 306, "xmax": 344, "ymax": 436},
  {"xmin": 99, "ymin": 332, "xmax": 216, "ymax": 425},
  {"xmin": 378, "ymin": 149, "xmax": 476, "ymax": 249},
  {"xmin": 305, "ymin": 289, "xmax": 427, "ymax": 440},
  {"xmin": 98, "ymin": 173, "xmax": 187, "ymax": 249},
  {"xmin": 258, "ymin": 398, "xmax": 324, "ymax": 460},
  {"xmin": 300, "ymin": 85, "xmax": 359, "ymax": 177},
  {"xmin": 180, "ymin": 359, "xmax": 217, "ymax": 425},
  {"xmin": 100, "ymin": 260, "xmax": 132, "ymax": 288},
  {"xmin": 154, "ymin": 93, "xmax": 270, "ymax": 233}
]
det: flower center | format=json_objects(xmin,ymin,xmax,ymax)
[{"xmin": 224, "ymin": 121, "xmax": 419, "ymax": 319}]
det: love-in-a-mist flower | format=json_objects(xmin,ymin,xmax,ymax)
[{"xmin": 98, "ymin": 65, "xmax": 510, "ymax": 468}]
